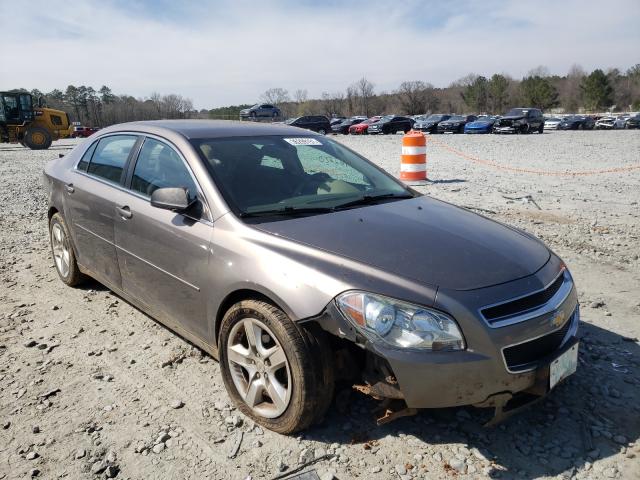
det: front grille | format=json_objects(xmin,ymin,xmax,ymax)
[
  {"xmin": 482, "ymin": 273, "xmax": 565, "ymax": 324},
  {"xmin": 498, "ymin": 119, "xmax": 513, "ymax": 127},
  {"xmin": 503, "ymin": 312, "xmax": 574, "ymax": 371}
]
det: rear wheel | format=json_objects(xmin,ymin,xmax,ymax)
[
  {"xmin": 24, "ymin": 126, "xmax": 52, "ymax": 150},
  {"xmin": 219, "ymin": 300, "xmax": 334, "ymax": 434},
  {"xmin": 49, "ymin": 213, "xmax": 83, "ymax": 286}
]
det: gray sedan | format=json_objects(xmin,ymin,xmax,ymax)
[{"xmin": 44, "ymin": 120, "xmax": 580, "ymax": 433}]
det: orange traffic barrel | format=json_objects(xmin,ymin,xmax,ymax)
[{"xmin": 400, "ymin": 130, "xmax": 427, "ymax": 182}]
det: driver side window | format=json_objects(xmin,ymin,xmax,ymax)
[{"xmin": 131, "ymin": 138, "xmax": 198, "ymax": 202}]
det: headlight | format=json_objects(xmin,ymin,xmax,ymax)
[{"xmin": 336, "ymin": 291, "xmax": 465, "ymax": 351}]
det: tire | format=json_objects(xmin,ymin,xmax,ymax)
[
  {"xmin": 317, "ymin": 128, "xmax": 326, "ymax": 135},
  {"xmin": 520, "ymin": 124, "xmax": 530, "ymax": 134},
  {"xmin": 250, "ymin": 112, "xmax": 257, "ymax": 119},
  {"xmin": 24, "ymin": 126, "xmax": 52, "ymax": 150},
  {"xmin": 219, "ymin": 300, "xmax": 334, "ymax": 434},
  {"xmin": 538, "ymin": 124, "xmax": 544, "ymax": 134},
  {"xmin": 49, "ymin": 213, "xmax": 83, "ymax": 286}
]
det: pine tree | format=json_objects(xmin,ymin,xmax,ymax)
[
  {"xmin": 520, "ymin": 76, "xmax": 559, "ymax": 110},
  {"xmin": 580, "ymin": 69, "xmax": 613, "ymax": 111}
]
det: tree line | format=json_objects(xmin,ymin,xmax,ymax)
[
  {"xmin": 13, "ymin": 85, "xmax": 194, "ymax": 127},
  {"xmin": 12, "ymin": 64, "xmax": 640, "ymax": 127},
  {"xmin": 210, "ymin": 64, "xmax": 640, "ymax": 119}
]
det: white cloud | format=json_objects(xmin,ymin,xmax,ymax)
[{"xmin": 0, "ymin": 0, "xmax": 638, "ymax": 108}]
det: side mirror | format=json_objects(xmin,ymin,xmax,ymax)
[{"xmin": 150, "ymin": 187, "xmax": 191, "ymax": 211}]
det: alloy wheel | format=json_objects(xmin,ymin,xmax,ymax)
[
  {"xmin": 226, "ymin": 318, "xmax": 292, "ymax": 418},
  {"xmin": 51, "ymin": 223, "xmax": 70, "ymax": 278}
]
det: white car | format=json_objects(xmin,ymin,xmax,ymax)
[
  {"xmin": 544, "ymin": 117, "xmax": 562, "ymax": 130},
  {"xmin": 595, "ymin": 116, "xmax": 616, "ymax": 129}
]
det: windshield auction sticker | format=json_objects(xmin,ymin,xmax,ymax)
[{"xmin": 284, "ymin": 138, "xmax": 323, "ymax": 146}]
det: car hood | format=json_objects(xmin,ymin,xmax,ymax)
[
  {"xmin": 253, "ymin": 196, "xmax": 550, "ymax": 291},
  {"xmin": 466, "ymin": 120, "xmax": 492, "ymax": 127}
]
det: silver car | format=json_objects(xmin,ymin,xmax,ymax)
[{"xmin": 44, "ymin": 120, "xmax": 580, "ymax": 433}]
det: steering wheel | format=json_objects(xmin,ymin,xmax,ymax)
[{"xmin": 293, "ymin": 172, "xmax": 332, "ymax": 196}]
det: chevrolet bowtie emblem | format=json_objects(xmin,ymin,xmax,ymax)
[{"xmin": 551, "ymin": 310, "xmax": 566, "ymax": 328}]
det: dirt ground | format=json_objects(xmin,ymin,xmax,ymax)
[{"xmin": 1, "ymin": 130, "xmax": 639, "ymax": 480}]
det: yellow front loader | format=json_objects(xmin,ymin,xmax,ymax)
[{"xmin": 0, "ymin": 91, "xmax": 73, "ymax": 150}]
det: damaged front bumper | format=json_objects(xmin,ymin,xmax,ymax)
[{"xmin": 313, "ymin": 274, "xmax": 580, "ymax": 423}]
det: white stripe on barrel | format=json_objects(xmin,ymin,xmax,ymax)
[
  {"xmin": 401, "ymin": 146, "xmax": 427, "ymax": 156},
  {"xmin": 400, "ymin": 163, "xmax": 427, "ymax": 172}
]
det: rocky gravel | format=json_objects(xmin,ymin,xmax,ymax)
[{"xmin": 1, "ymin": 131, "xmax": 640, "ymax": 479}]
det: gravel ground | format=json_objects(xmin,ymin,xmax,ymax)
[{"xmin": 1, "ymin": 131, "xmax": 639, "ymax": 480}]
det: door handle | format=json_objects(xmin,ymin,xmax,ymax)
[
  {"xmin": 116, "ymin": 205, "xmax": 133, "ymax": 219},
  {"xmin": 65, "ymin": 183, "xmax": 74, "ymax": 193}
]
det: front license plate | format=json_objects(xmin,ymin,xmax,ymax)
[{"xmin": 549, "ymin": 343, "xmax": 579, "ymax": 389}]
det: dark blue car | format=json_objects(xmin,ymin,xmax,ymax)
[{"xmin": 464, "ymin": 115, "xmax": 498, "ymax": 134}]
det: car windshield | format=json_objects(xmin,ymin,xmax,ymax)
[
  {"xmin": 377, "ymin": 115, "xmax": 393, "ymax": 123},
  {"xmin": 506, "ymin": 108, "xmax": 529, "ymax": 116},
  {"xmin": 448, "ymin": 115, "xmax": 465, "ymax": 121},
  {"xmin": 546, "ymin": 117, "xmax": 561, "ymax": 122},
  {"xmin": 192, "ymin": 136, "xmax": 413, "ymax": 219},
  {"xmin": 284, "ymin": 117, "xmax": 299, "ymax": 125},
  {"xmin": 425, "ymin": 114, "xmax": 445, "ymax": 121}
]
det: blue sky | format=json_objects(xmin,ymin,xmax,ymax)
[{"xmin": 0, "ymin": 0, "xmax": 638, "ymax": 109}]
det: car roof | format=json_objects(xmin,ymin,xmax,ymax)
[{"xmin": 97, "ymin": 119, "xmax": 317, "ymax": 139}]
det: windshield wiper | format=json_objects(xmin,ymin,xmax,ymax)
[
  {"xmin": 333, "ymin": 193, "xmax": 414, "ymax": 210},
  {"xmin": 239, "ymin": 206, "xmax": 335, "ymax": 218}
]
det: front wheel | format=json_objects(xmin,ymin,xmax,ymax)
[
  {"xmin": 538, "ymin": 124, "xmax": 544, "ymax": 134},
  {"xmin": 219, "ymin": 300, "xmax": 334, "ymax": 434}
]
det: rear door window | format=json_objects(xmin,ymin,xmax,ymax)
[
  {"xmin": 77, "ymin": 141, "xmax": 98, "ymax": 171},
  {"xmin": 87, "ymin": 135, "xmax": 137, "ymax": 184}
]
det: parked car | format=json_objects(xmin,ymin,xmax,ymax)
[
  {"xmin": 285, "ymin": 115, "xmax": 331, "ymax": 134},
  {"xmin": 557, "ymin": 116, "xmax": 595, "ymax": 130},
  {"xmin": 594, "ymin": 116, "xmax": 616, "ymax": 129},
  {"xmin": 331, "ymin": 116, "xmax": 367, "ymax": 135},
  {"xmin": 240, "ymin": 104, "xmax": 282, "ymax": 119},
  {"xmin": 494, "ymin": 108, "xmax": 545, "ymax": 134},
  {"xmin": 544, "ymin": 117, "xmax": 563, "ymax": 130},
  {"xmin": 625, "ymin": 114, "xmax": 640, "ymax": 129},
  {"xmin": 368, "ymin": 115, "xmax": 413, "ymax": 134},
  {"xmin": 45, "ymin": 119, "xmax": 580, "ymax": 434},
  {"xmin": 412, "ymin": 114, "xmax": 452, "ymax": 133},
  {"xmin": 71, "ymin": 126, "xmax": 100, "ymax": 138},
  {"xmin": 464, "ymin": 115, "xmax": 498, "ymax": 134},
  {"xmin": 348, "ymin": 116, "xmax": 381, "ymax": 135},
  {"xmin": 613, "ymin": 115, "xmax": 630, "ymax": 129},
  {"xmin": 437, "ymin": 115, "xmax": 477, "ymax": 134}
]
